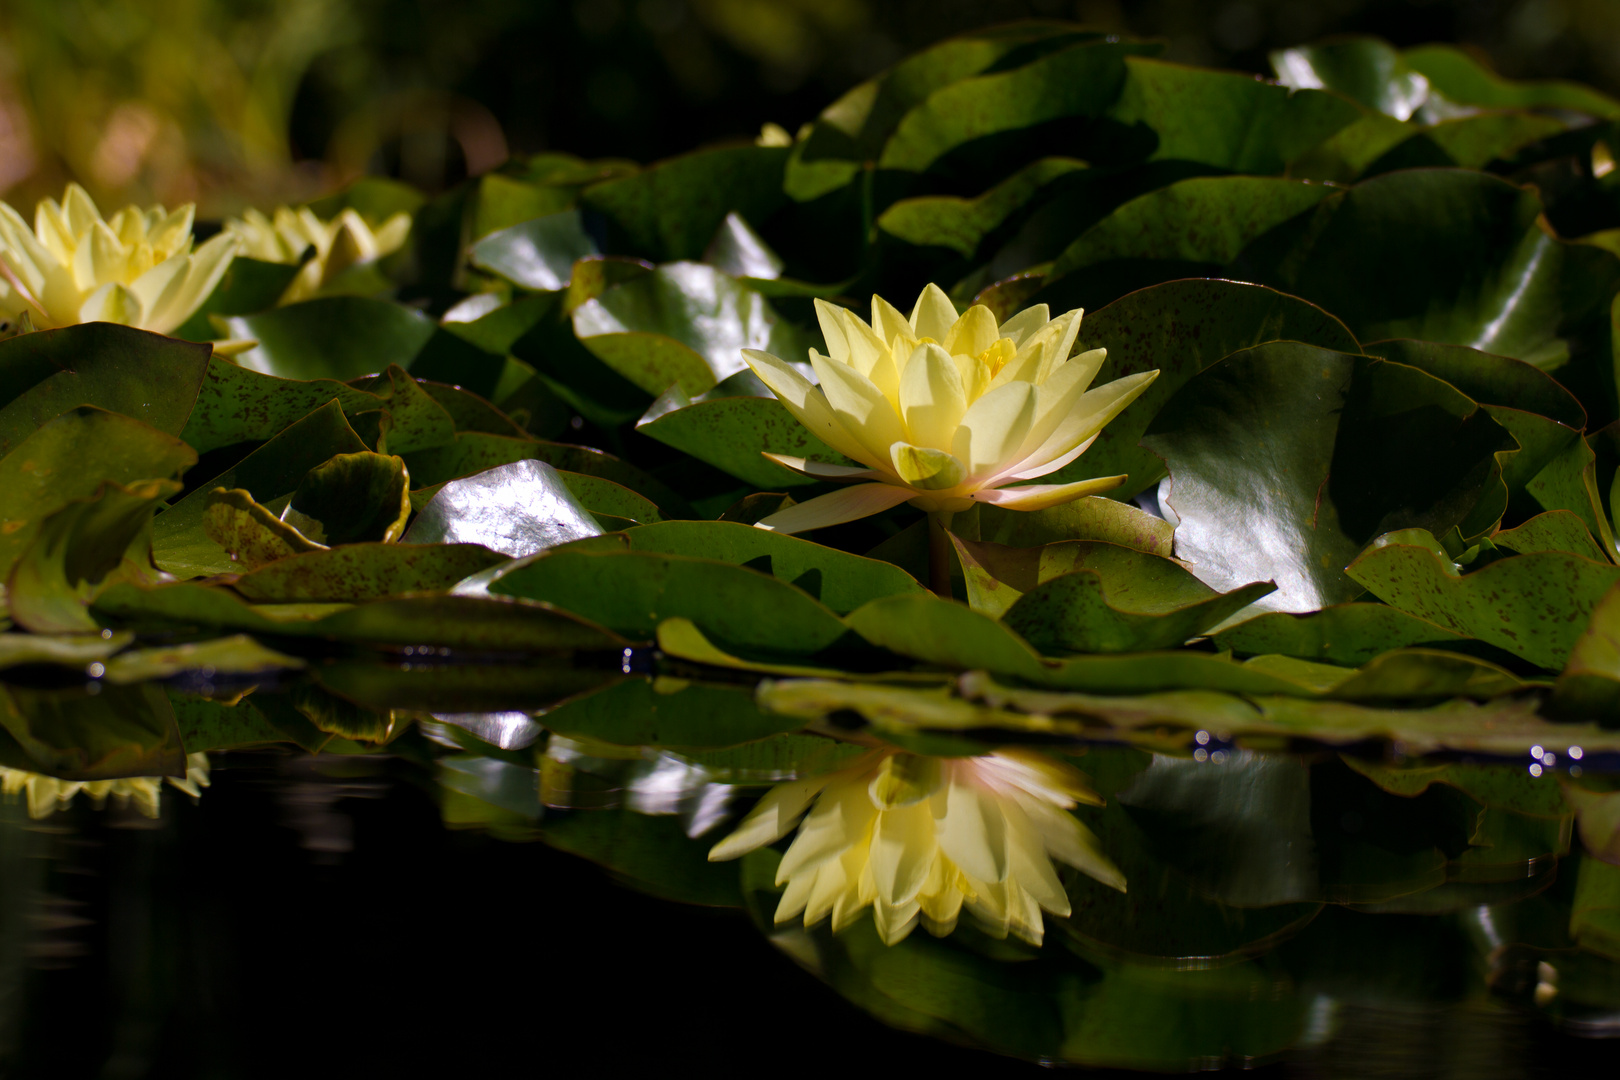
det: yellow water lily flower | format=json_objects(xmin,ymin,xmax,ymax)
[
  {"xmin": 741, "ymin": 284, "xmax": 1158, "ymax": 535},
  {"xmin": 0, "ymin": 752, "xmax": 211, "ymax": 819},
  {"xmin": 226, "ymin": 205, "xmax": 411, "ymax": 304},
  {"xmin": 0, "ymin": 183, "xmax": 237, "ymax": 334},
  {"xmin": 709, "ymin": 747, "xmax": 1124, "ymax": 946}
]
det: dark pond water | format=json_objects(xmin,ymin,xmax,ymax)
[{"xmin": 3, "ymin": 678, "xmax": 1619, "ymax": 1078}]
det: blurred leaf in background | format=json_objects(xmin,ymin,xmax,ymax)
[{"xmin": 5, "ymin": 0, "xmax": 1620, "ymax": 216}]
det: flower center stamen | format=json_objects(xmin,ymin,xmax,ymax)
[{"xmin": 977, "ymin": 337, "xmax": 1015, "ymax": 378}]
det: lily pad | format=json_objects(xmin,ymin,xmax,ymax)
[
  {"xmin": 877, "ymin": 158, "xmax": 1087, "ymax": 257},
  {"xmin": 571, "ymin": 262, "xmax": 810, "ymax": 397},
  {"xmin": 401, "ymin": 459, "xmax": 602, "ymax": 558},
  {"xmin": 0, "ymin": 323, "xmax": 211, "ymax": 456},
  {"xmin": 539, "ymin": 677, "xmax": 806, "ymax": 749},
  {"xmin": 1048, "ymin": 280, "xmax": 1359, "ymax": 498},
  {"xmin": 581, "ymin": 145, "xmax": 787, "ymax": 263},
  {"xmin": 217, "ymin": 296, "xmax": 436, "ymax": 382},
  {"xmin": 0, "ymin": 407, "xmax": 195, "ymax": 579},
  {"xmin": 488, "ymin": 547, "xmax": 849, "ymax": 657},
  {"xmin": 1143, "ymin": 345, "xmax": 1511, "ymax": 614},
  {"xmin": 975, "ymin": 498, "xmax": 1174, "ymax": 556},
  {"xmin": 155, "ymin": 400, "xmax": 371, "ymax": 577},
  {"xmin": 877, "ymin": 39, "xmax": 1149, "ymax": 173},
  {"xmin": 951, "ymin": 536, "xmax": 1274, "ymax": 653},
  {"xmin": 1211, "ymin": 604, "xmax": 1466, "ymax": 666},
  {"xmin": 101, "ymin": 635, "xmax": 305, "ymax": 684},
  {"xmin": 203, "ymin": 487, "xmax": 326, "ymax": 571},
  {"xmin": 282, "ymin": 451, "xmax": 412, "ymax": 545},
  {"xmin": 636, "ymin": 390, "xmax": 851, "ymax": 489},
  {"xmin": 1346, "ymin": 535, "xmax": 1620, "ymax": 671},
  {"xmin": 8, "ymin": 478, "xmax": 176, "ymax": 633},
  {"xmin": 401, "ymin": 431, "xmax": 686, "ymax": 514},
  {"xmin": 1043, "ymin": 176, "xmax": 1336, "ymax": 308},
  {"xmin": 619, "ymin": 519, "xmax": 923, "ymax": 614},
  {"xmin": 0, "ymin": 682, "xmax": 183, "ymax": 781},
  {"xmin": 230, "ymin": 543, "xmax": 506, "ymax": 602},
  {"xmin": 469, "ymin": 210, "xmax": 598, "ymax": 291},
  {"xmin": 179, "ymin": 356, "xmax": 391, "ymax": 454}
]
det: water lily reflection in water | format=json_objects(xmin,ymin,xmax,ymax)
[{"xmin": 710, "ymin": 747, "xmax": 1123, "ymax": 946}]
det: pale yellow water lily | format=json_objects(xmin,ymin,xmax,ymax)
[
  {"xmin": 710, "ymin": 747, "xmax": 1124, "ymax": 946},
  {"xmin": 741, "ymin": 284, "xmax": 1158, "ymax": 535},
  {"xmin": 0, "ymin": 183, "xmax": 237, "ymax": 334},
  {"xmin": 0, "ymin": 752, "xmax": 211, "ymax": 819},
  {"xmin": 226, "ymin": 205, "xmax": 411, "ymax": 304}
]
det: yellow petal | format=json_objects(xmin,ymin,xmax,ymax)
[
  {"xmin": 78, "ymin": 221, "xmax": 127, "ymax": 290},
  {"xmin": 889, "ymin": 443, "xmax": 966, "ymax": 491},
  {"xmin": 754, "ymin": 482, "xmax": 915, "ymax": 534},
  {"xmin": 130, "ymin": 253, "xmax": 188, "ymax": 313},
  {"xmin": 995, "ymin": 308, "xmax": 1082, "ymax": 388},
  {"xmin": 77, "ymin": 281, "xmax": 144, "ymax": 326},
  {"xmin": 372, "ymin": 212, "xmax": 412, "ymax": 256},
  {"xmin": 873, "ymin": 897, "xmax": 922, "ymax": 944},
  {"xmin": 742, "ymin": 348, "xmax": 880, "ymax": 468},
  {"xmin": 1000, "ymin": 798, "xmax": 1070, "ymax": 913},
  {"xmin": 810, "ymin": 349, "xmax": 908, "ymax": 464},
  {"xmin": 996, "ymin": 303, "xmax": 1050, "ymax": 346},
  {"xmin": 709, "ymin": 772, "xmax": 834, "ymax": 861},
  {"xmin": 898, "ymin": 342, "xmax": 967, "ymax": 451},
  {"xmin": 998, "ymin": 369, "xmax": 1157, "ymax": 481},
  {"xmin": 936, "ymin": 778, "xmax": 1009, "ymax": 883},
  {"xmin": 774, "ymin": 867, "xmax": 816, "ymax": 923},
  {"xmin": 32, "ymin": 199, "xmax": 75, "ymax": 264},
  {"xmin": 1019, "ymin": 797, "xmax": 1125, "ymax": 891},
  {"xmin": 870, "ymin": 801, "xmax": 937, "ymax": 905},
  {"xmin": 777, "ymin": 774, "xmax": 878, "ymax": 881},
  {"xmin": 942, "ymin": 304, "xmax": 998, "ymax": 359},
  {"xmin": 870, "ymin": 292, "xmax": 911, "ymax": 352},
  {"xmin": 909, "ymin": 282, "xmax": 958, "ymax": 342},
  {"xmin": 971, "ymin": 475, "xmax": 1127, "ymax": 511},
  {"xmin": 149, "ymin": 204, "xmax": 195, "ymax": 256},
  {"xmin": 62, "ymin": 183, "xmax": 101, "ymax": 236},
  {"xmin": 952, "ymin": 380, "xmax": 1036, "ymax": 477},
  {"xmin": 1003, "ymin": 347, "xmax": 1108, "ymax": 468},
  {"xmin": 831, "ymin": 844, "xmax": 876, "ymax": 932},
  {"xmin": 146, "ymin": 233, "xmax": 238, "ymax": 334},
  {"xmin": 761, "ymin": 453, "xmax": 887, "ymax": 482},
  {"xmin": 814, "ymin": 298, "xmax": 855, "ymax": 365}
]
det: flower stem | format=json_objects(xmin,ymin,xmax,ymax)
[{"xmin": 926, "ymin": 510, "xmax": 956, "ymax": 599}]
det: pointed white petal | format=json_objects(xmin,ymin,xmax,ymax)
[
  {"xmin": 762, "ymin": 453, "xmax": 889, "ymax": 482},
  {"xmin": 755, "ymin": 483, "xmax": 916, "ymax": 534},
  {"xmin": 1000, "ymin": 369, "xmax": 1158, "ymax": 481},
  {"xmin": 743, "ymin": 349, "xmax": 883, "ymax": 468},
  {"xmin": 971, "ymin": 475, "xmax": 1127, "ymax": 511},
  {"xmin": 709, "ymin": 773, "xmax": 834, "ymax": 861}
]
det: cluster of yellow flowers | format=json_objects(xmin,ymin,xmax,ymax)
[
  {"xmin": 0, "ymin": 183, "xmax": 409, "ymax": 337},
  {"xmin": 0, "ymin": 752, "xmax": 212, "ymax": 819},
  {"xmin": 226, "ymin": 205, "xmax": 410, "ymax": 304},
  {"xmin": 710, "ymin": 747, "xmax": 1122, "ymax": 946}
]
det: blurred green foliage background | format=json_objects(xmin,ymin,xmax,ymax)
[{"xmin": 1, "ymin": 0, "xmax": 1615, "ymax": 216}]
